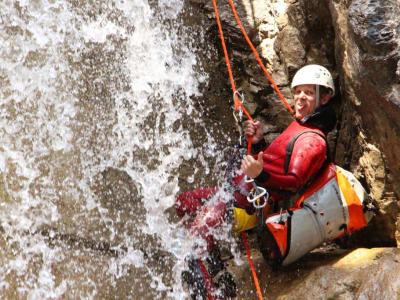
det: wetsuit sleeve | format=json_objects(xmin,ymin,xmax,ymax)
[
  {"xmin": 256, "ymin": 133, "xmax": 327, "ymax": 191},
  {"xmin": 254, "ymin": 169, "xmax": 270, "ymax": 185},
  {"xmin": 251, "ymin": 138, "xmax": 267, "ymax": 154}
]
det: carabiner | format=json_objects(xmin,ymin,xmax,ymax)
[
  {"xmin": 245, "ymin": 176, "xmax": 269, "ymax": 209},
  {"xmin": 233, "ymin": 89, "xmax": 245, "ymax": 106},
  {"xmin": 247, "ymin": 186, "xmax": 268, "ymax": 209},
  {"xmin": 244, "ymin": 176, "xmax": 254, "ymax": 184},
  {"xmin": 233, "ymin": 90, "xmax": 245, "ymax": 121}
]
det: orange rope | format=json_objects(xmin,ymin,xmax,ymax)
[
  {"xmin": 227, "ymin": 0, "xmax": 295, "ymax": 118},
  {"xmin": 211, "ymin": 0, "xmax": 252, "ymax": 119},
  {"xmin": 241, "ymin": 231, "xmax": 264, "ymax": 300},
  {"xmin": 211, "ymin": 0, "xmax": 253, "ymax": 153},
  {"xmin": 211, "ymin": 1, "xmax": 263, "ymax": 299}
]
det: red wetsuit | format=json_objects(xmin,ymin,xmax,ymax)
[{"xmin": 253, "ymin": 120, "xmax": 327, "ymax": 192}]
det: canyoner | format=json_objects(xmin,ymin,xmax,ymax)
[{"xmin": 175, "ymin": 2, "xmax": 375, "ymax": 300}]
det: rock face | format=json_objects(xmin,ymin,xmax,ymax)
[
  {"xmin": 229, "ymin": 247, "xmax": 400, "ymax": 299},
  {"xmin": 329, "ymin": 0, "xmax": 400, "ymax": 246},
  {"xmin": 196, "ymin": 0, "xmax": 400, "ymax": 298},
  {"xmin": 200, "ymin": 0, "xmax": 400, "ymax": 246}
]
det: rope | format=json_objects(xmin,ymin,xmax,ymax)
[
  {"xmin": 211, "ymin": 0, "xmax": 252, "ymax": 119},
  {"xmin": 227, "ymin": 0, "xmax": 295, "ymax": 118},
  {"xmin": 211, "ymin": 1, "xmax": 264, "ymax": 299},
  {"xmin": 241, "ymin": 231, "xmax": 264, "ymax": 300},
  {"xmin": 211, "ymin": 0, "xmax": 253, "ymax": 154}
]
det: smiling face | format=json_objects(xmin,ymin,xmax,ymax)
[{"xmin": 293, "ymin": 84, "xmax": 318, "ymax": 120}]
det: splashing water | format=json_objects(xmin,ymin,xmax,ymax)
[{"xmin": 0, "ymin": 0, "xmax": 237, "ymax": 299}]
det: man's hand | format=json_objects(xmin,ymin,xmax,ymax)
[
  {"xmin": 244, "ymin": 121, "xmax": 264, "ymax": 144},
  {"xmin": 241, "ymin": 151, "xmax": 264, "ymax": 178}
]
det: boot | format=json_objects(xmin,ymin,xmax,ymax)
[
  {"xmin": 214, "ymin": 271, "xmax": 237, "ymax": 299},
  {"xmin": 206, "ymin": 248, "xmax": 225, "ymax": 278},
  {"xmin": 182, "ymin": 258, "xmax": 215, "ymax": 300},
  {"xmin": 182, "ymin": 255, "xmax": 237, "ymax": 300},
  {"xmin": 206, "ymin": 248, "xmax": 237, "ymax": 299}
]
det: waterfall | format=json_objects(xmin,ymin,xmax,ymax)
[{"xmin": 0, "ymin": 0, "xmax": 236, "ymax": 298}]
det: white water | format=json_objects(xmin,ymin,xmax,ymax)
[{"xmin": 0, "ymin": 0, "xmax": 235, "ymax": 299}]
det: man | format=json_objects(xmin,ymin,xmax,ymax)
[
  {"xmin": 235, "ymin": 64, "xmax": 336, "ymax": 229},
  {"xmin": 178, "ymin": 64, "xmax": 337, "ymax": 299},
  {"xmin": 242, "ymin": 65, "xmax": 335, "ymax": 186}
]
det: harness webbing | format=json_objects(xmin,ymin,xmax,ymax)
[{"xmin": 284, "ymin": 131, "xmax": 328, "ymax": 174}]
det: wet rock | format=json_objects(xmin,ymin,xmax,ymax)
[
  {"xmin": 92, "ymin": 167, "xmax": 148, "ymax": 247},
  {"xmin": 230, "ymin": 246, "xmax": 400, "ymax": 299},
  {"xmin": 274, "ymin": 25, "xmax": 305, "ymax": 73},
  {"xmin": 204, "ymin": 0, "xmax": 400, "ymax": 246},
  {"xmin": 0, "ymin": 234, "xmax": 170, "ymax": 300},
  {"xmin": 199, "ymin": 0, "xmax": 400, "ymax": 297},
  {"xmin": 329, "ymin": 0, "xmax": 400, "ymax": 245}
]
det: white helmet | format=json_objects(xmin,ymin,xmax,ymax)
[{"xmin": 291, "ymin": 64, "xmax": 335, "ymax": 97}]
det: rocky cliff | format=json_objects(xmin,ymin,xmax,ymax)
[
  {"xmin": 193, "ymin": 0, "xmax": 400, "ymax": 298},
  {"xmin": 198, "ymin": 0, "xmax": 400, "ymax": 245}
]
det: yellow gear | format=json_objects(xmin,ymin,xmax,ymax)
[{"xmin": 232, "ymin": 207, "xmax": 257, "ymax": 232}]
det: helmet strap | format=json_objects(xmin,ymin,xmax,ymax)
[{"xmin": 315, "ymin": 85, "xmax": 320, "ymax": 109}]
